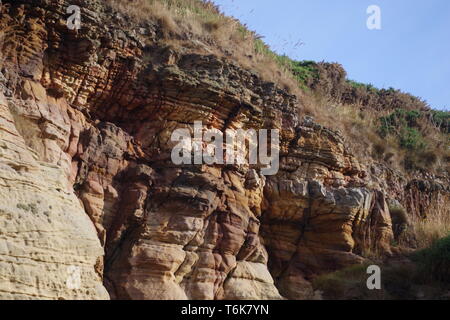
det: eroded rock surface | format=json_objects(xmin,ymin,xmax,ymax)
[
  {"xmin": 0, "ymin": 0, "xmax": 448, "ymax": 300},
  {"xmin": 0, "ymin": 91, "xmax": 108, "ymax": 299}
]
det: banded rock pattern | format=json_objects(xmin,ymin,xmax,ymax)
[{"xmin": 0, "ymin": 0, "xmax": 448, "ymax": 300}]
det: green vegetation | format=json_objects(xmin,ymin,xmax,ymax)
[
  {"xmin": 379, "ymin": 109, "xmax": 422, "ymax": 138},
  {"xmin": 314, "ymin": 249, "xmax": 450, "ymax": 300},
  {"xmin": 111, "ymin": 0, "xmax": 449, "ymax": 175},
  {"xmin": 109, "ymin": 0, "xmax": 450, "ymax": 300},
  {"xmin": 313, "ymin": 262, "xmax": 423, "ymax": 300},
  {"xmin": 376, "ymin": 108, "xmax": 450, "ymax": 170},
  {"xmin": 347, "ymin": 80, "xmax": 377, "ymax": 93},
  {"xmin": 379, "ymin": 109, "xmax": 424, "ymax": 148},
  {"xmin": 412, "ymin": 235, "xmax": 450, "ymax": 283},
  {"xmin": 431, "ymin": 110, "xmax": 450, "ymax": 133},
  {"xmin": 378, "ymin": 109, "xmax": 427, "ymax": 157},
  {"xmin": 399, "ymin": 127, "xmax": 426, "ymax": 150},
  {"xmin": 284, "ymin": 60, "xmax": 319, "ymax": 89},
  {"xmin": 254, "ymin": 39, "xmax": 319, "ymax": 89},
  {"xmin": 313, "ymin": 264, "xmax": 380, "ymax": 300}
]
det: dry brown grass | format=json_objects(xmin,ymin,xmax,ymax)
[
  {"xmin": 105, "ymin": 1, "xmax": 450, "ymax": 270},
  {"xmin": 108, "ymin": 0, "xmax": 300, "ymax": 90},
  {"xmin": 404, "ymin": 200, "xmax": 450, "ymax": 249},
  {"xmin": 300, "ymin": 95, "xmax": 408, "ymax": 171},
  {"xmin": 108, "ymin": 0, "xmax": 448, "ymax": 177}
]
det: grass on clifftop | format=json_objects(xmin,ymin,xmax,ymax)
[
  {"xmin": 109, "ymin": 0, "xmax": 449, "ymax": 175},
  {"xmin": 314, "ymin": 237, "xmax": 450, "ymax": 300},
  {"xmin": 108, "ymin": 0, "xmax": 299, "ymax": 89}
]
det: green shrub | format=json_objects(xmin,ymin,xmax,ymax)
[
  {"xmin": 399, "ymin": 127, "xmax": 426, "ymax": 150},
  {"xmin": 313, "ymin": 264, "xmax": 375, "ymax": 300},
  {"xmin": 381, "ymin": 264, "xmax": 417, "ymax": 299},
  {"xmin": 431, "ymin": 110, "xmax": 450, "ymax": 133},
  {"xmin": 378, "ymin": 109, "xmax": 427, "ymax": 153},
  {"xmin": 412, "ymin": 236, "xmax": 450, "ymax": 283},
  {"xmin": 253, "ymin": 42, "xmax": 320, "ymax": 90},
  {"xmin": 347, "ymin": 80, "xmax": 377, "ymax": 92}
]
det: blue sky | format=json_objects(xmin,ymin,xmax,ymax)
[{"xmin": 212, "ymin": 0, "xmax": 450, "ymax": 111}]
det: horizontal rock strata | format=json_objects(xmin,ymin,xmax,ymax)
[{"xmin": 0, "ymin": 0, "xmax": 448, "ymax": 300}]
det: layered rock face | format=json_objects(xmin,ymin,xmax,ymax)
[
  {"xmin": 0, "ymin": 0, "xmax": 448, "ymax": 300},
  {"xmin": 0, "ymin": 89, "xmax": 108, "ymax": 299}
]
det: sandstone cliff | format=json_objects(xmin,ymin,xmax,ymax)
[{"xmin": 0, "ymin": 0, "xmax": 448, "ymax": 300}]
